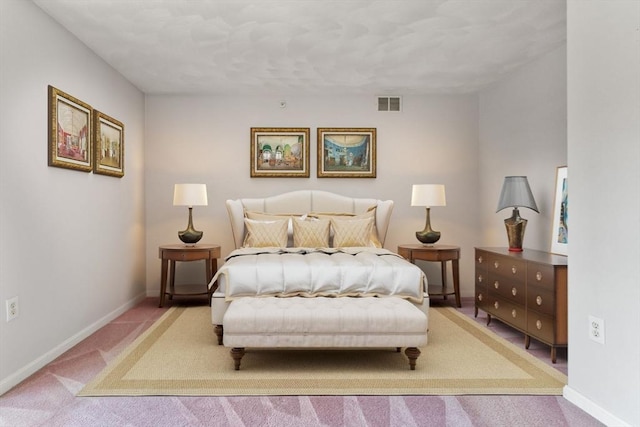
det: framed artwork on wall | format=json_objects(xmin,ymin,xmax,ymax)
[
  {"xmin": 250, "ymin": 127, "xmax": 310, "ymax": 177},
  {"xmin": 93, "ymin": 110, "xmax": 124, "ymax": 178},
  {"xmin": 550, "ymin": 166, "xmax": 568, "ymax": 255},
  {"xmin": 48, "ymin": 85, "xmax": 93, "ymax": 172},
  {"xmin": 317, "ymin": 128, "xmax": 376, "ymax": 178}
]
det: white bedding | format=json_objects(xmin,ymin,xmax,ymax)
[{"xmin": 210, "ymin": 247, "xmax": 426, "ymax": 303}]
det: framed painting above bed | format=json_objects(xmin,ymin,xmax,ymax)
[
  {"xmin": 250, "ymin": 127, "xmax": 310, "ymax": 177},
  {"xmin": 317, "ymin": 128, "xmax": 376, "ymax": 178}
]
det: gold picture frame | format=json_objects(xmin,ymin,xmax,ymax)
[
  {"xmin": 250, "ymin": 127, "xmax": 310, "ymax": 178},
  {"xmin": 48, "ymin": 85, "xmax": 92, "ymax": 172},
  {"xmin": 317, "ymin": 128, "xmax": 376, "ymax": 178},
  {"xmin": 93, "ymin": 110, "xmax": 124, "ymax": 178}
]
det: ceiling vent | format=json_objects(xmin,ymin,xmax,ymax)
[{"xmin": 377, "ymin": 96, "xmax": 402, "ymax": 112}]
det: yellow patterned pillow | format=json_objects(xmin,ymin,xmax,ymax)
[
  {"xmin": 243, "ymin": 218, "xmax": 289, "ymax": 248},
  {"xmin": 310, "ymin": 206, "xmax": 382, "ymax": 247},
  {"xmin": 330, "ymin": 217, "xmax": 374, "ymax": 248},
  {"xmin": 293, "ymin": 218, "xmax": 330, "ymax": 247},
  {"xmin": 245, "ymin": 211, "xmax": 297, "ymax": 245}
]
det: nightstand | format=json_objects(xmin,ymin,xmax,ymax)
[
  {"xmin": 158, "ymin": 244, "xmax": 221, "ymax": 307},
  {"xmin": 397, "ymin": 244, "xmax": 461, "ymax": 308}
]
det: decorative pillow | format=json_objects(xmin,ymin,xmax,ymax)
[
  {"xmin": 242, "ymin": 218, "xmax": 289, "ymax": 248},
  {"xmin": 310, "ymin": 206, "xmax": 382, "ymax": 248},
  {"xmin": 245, "ymin": 211, "xmax": 296, "ymax": 246},
  {"xmin": 245, "ymin": 211, "xmax": 294, "ymax": 222},
  {"xmin": 293, "ymin": 218, "xmax": 330, "ymax": 247},
  {"xmin": 330, "ymin": 217, "xmax": 374, "ymax": 248}
]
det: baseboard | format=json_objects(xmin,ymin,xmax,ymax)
[
  {"xmin": 0, "ymin": 292, "xmax": 147, "ymax": 395},
  {"xmin": 563, "ymin": 385, "xmax": 630, "ymax": 427}
]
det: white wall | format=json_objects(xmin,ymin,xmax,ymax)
[
  {"xmin": 478, "ymin": 45, "xmax": 568, "ymax": 251},
  {"xmin": 144, "ymin": 94, "xmax": 480, "ymax": 296},
  {"xmin": 0, "ymin": 0, "xmax": 146, "ymax": 393},
  {"xmin": 565, "ymin": 2, "xmax": 640, "ymax": 426}
]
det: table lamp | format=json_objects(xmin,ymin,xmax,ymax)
[
  {"xmin": 496, "ymin": 176, "xmax": 538, "ymax": 252},
  {"xmin": 411, "ymin": 184, "xmax": 446, "ymax": 245},
  {"xmin": 173, "ymin": 183, "xmax": 208, "ymax": 244}
]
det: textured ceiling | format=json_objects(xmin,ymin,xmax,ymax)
[{"xmin": 32, "ymin": 0, "xmax": 566, "ymax": 95}]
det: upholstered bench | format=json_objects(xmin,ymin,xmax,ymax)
[{"xmin": 214, "ymin": 296, "xmax": 428, "ymax": 370}]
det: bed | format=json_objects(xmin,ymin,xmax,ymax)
[{"xmin": 209, "ymin": 190, "xmax": 429, "ymax": 370}]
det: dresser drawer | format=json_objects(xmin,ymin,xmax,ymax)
[
  {"xmin": 488, "ymin": 275, "xmax": 526, "ymax": 305},
  {"xmin": 475, "ymin": 289, "xmax": 490, "ymax": 312},
  {"xmin": 527, "ymin": 263, "xmax": 555, "ymax": 289},
  {"xmin": 476, "ymin": 250, "xmax": 489, "ymax": 269},
  {"xmin": 527, "ymin": 311, "xmax": 557, "ymax": 345},
  {"xmin": 487, "ymin": 254, "xmax": 526, "ymax": 282},
  {"xmin": 527, "ymin": 286, "xmax": 556, "ymax": 316},
  {"xmin": 486, "ymin": 296, "xmax": 526, "ymax": 331}
]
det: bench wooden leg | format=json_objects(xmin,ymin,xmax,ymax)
[
  {"xmin": 231, "ymin": 347, "xmax": 245, "ymax": 370},
  {"xmin": 405, "ymin": 347, "xmax": 421, "ymax": 370},
  {"xmin": 214, "ymin": 325, "xmax": 223, "ymax": 345}
]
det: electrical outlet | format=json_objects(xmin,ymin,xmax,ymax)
[
  {"xmin": 6, "ymin": 297, "xmax": 19, "ymax": 322},
  {"xmin": 589, "ymin": 315, "xmax": 605, "ymax": 344}
]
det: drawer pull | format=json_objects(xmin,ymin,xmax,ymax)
[
  {"xmin": 536, "ymin": 295, "xmax": 543, "ymax": 306},
  {"xmin": 536, "ymin": 320, "xmax": 542, "ymax": 330},
  {"xmin": 478, "ymin": 293, "xmax": 483, "ymax": 301},
  {"xmin": 536, "ymin": 271, "xmax": 543, "ymax": 281},
  {"xmin": 478, "ymin": 274, "xmax": 483, "ymax": 283},
  {"xmin": 478, "ymin": 256, "xmax": 483, "ymax": 264},
  {"xmin": 494, "ymin": 261, "xmax": 499, "ymax": 269},
  {"xmin": 512, "ymin": 287, "xmax": 517, "ymax": 296},
  {"xmin": 494, "ymin": 281, "xmax": 499, "ymax": 289},
  {"xmin": 494, "ymin": 301, "xmax": 500, "ymax": 309},
  {"xmin": 511, "ymin": 265, "xmax": 517, "ymax": 274},
  {"xmin": 511, "ymin": 309, "xmax": 517, "ymax": 318}
]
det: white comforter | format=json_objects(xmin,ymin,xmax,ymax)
[{"xmin": 210, "ymin": 247, "xmax": 426, "ymax": 303}]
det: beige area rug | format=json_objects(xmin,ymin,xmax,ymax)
[{"xmin": 79, "ymin": 306, "xmax": 567, "ymax": 396}]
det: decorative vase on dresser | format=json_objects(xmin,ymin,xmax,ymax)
[{"xmin": 474, "ymin": 247, "xmax": 568, "ymax": 363}]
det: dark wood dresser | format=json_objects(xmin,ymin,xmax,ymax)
[{"xmin": 474, "ymin": 247, "xmax": 568, "ymax": 362}]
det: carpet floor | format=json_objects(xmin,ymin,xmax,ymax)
[
  {"xmin": 79, "ymin": 304, "xmax": 566, "ymax": 396},
  {"xmin": 0, "ymin": 298, "xmax": 603, "ymax": 427}
]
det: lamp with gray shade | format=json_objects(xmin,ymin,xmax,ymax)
[
  {"xmin": 173, "ymin": 183, "xmax": 208, "ymax": 245},
  {"xmin": 496, "ymin": 176, "xmax": 539, "ymax": 252},
  {"xmin": 411, "ymin": 184, "xmax": 446, "ymax": 245}
]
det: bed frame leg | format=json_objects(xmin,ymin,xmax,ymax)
[
  {"xmin": 231, "ymin": 347, "xmax": 245, "ymax": 370},
  {"xmin": 214, "ymin": 325, "xmax": 223, "ymax": 345},
  {"xmin": 405, "ymin": 347, "xmax": 421, "ymax": 370}
]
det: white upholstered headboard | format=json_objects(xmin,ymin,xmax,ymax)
[{"xmin": 226, "ymin": 190, "xmax": 394, "ymax": 249}]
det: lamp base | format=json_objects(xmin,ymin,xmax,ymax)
[
  {"xmin": 504, "ymin": 207, "xmax": 527, "ymax": 252},
  {"xmin": 415, "ymin": 230, "xmax": 441, "ymax": 245},
  {"xmin": 416, "ymin": 207, "xmax": 441, "ymax": 244},
  {"xmin": 178, "ymin": 229, "xmax": 203, "ymax": 245},
  {"xmin": 178, "ymin": 207, "xmax": 203, "ymax": 245}
]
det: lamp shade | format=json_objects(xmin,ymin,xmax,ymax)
[
  {"xmin": 411, "ymin": 184, "xmax": 446, "ymax": 207},
  {"xmin": 496, "ymin": 176, "xmax": 538, "ymax": 213},
  {"xmin": 173, "ymin": 184, "xmax": 208, "ymax": 207}
]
